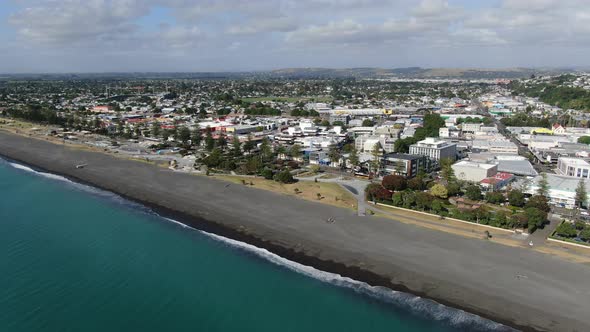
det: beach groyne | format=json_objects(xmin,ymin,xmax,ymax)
[{"xmin": 1, "ymin": 131, "xmax": 590, "ymax": 332}]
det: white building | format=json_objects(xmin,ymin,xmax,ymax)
[
  {"xmin": 452, "ymin": 161, "xmax": 498, "ymax": 182},
  {"xmin": 461, "ymin": 123, "xmax": 482, "ymax": 133},
  {"xmin": 355, "ymin": 135, "xmax": 382, "ymax": 153},
  {"xmin": 472, "ymin": 139, "xmax": 519, "ymax": 154},
  {"xmin": 557, "ymin": 157, "xmax": 590, "ymax": 179},
  {"xmin": 409, "ymin": 137, "xmax": 457, "ymax": 161},
  {"xmin": 525, "ymin": 174, "xmax": 590, "ymax": 208}
]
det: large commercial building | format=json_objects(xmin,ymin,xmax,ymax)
[
  {"xmin": 383, "ymin": 153, "xmax": 431, "ymax": 177},
  {"xmin": 557, "ymin": 157, "xmax": 590, "ymax": 179},
  {"xmin": 452, "ymin": 161, "xmax": 498, "ymax": 182},
  {"xmin": 525, "ymin": 174, "xmax": 590, "ymax": 209},
  {"xmin": 409, "ymin": 137, "xmax": 457, "ymax": 161}
]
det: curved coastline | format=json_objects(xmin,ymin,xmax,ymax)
[{"xmin": 2, "ymin": 131, "xmax": 590, "ymax": 332}]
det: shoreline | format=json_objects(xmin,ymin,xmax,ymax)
[
  {"xmin": 2, "ymin": 130, "xmax": 590, "ymax": 332},
  {"xmin": 0, "ymin": 154, "xmax": 521, "ymax": 331}
]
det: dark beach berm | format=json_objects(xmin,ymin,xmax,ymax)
[{"xmin": 1, "ymin": 131, "xmax": 589, "ymax": 332}]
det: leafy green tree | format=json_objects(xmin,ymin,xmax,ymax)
[
  {"xmin": 575, "ymin": 179, "xmax": 587, "ymax": 209},
  {"xmin": 446, "ymin": 182, "xmax": 461, "ymax": 197},
  {"xmin": 231, "ymin": 135, "xmax": 242, "ymax": 157},
  {"xmin": 526, "ymin": 195, "xmax": 550, "ymax": 213},
  {"xmin": 494, "ymin": 211, "xmax": 510, "ymax": 228},
  {"xmin": 348, "ymin": 146, "xmax": 359, "ymax": 167},
  {"xmin": 415, "ymin": 192, "xmax": 433, "ymax": 211},
  {"xmin": 370, "ymin": 143, "xmax": 382, "ymax": 175},
  {"xmin": 402, "ymin": 190, "xmax": 417, "ymax": 208},
  {"xmin": 202, "ymin": 148, "xmax": 222, "ymax": 168},
  {"xmin": 440, "ymin": 158, "xmax": 455, "ymax": 183},
  {"xmin": 216, "ymin": 134, "xmax": 227, "ymax": 150},
  {"xmin": 486, "ymin": 192, "xmax": 505, "ymax": 204},
  {"xmin": 414, "ymin": 113, "xmax": 445, "ymax": 140},
  {"xmin": 177, "ymin": 126, "xmax": 191, "ymax": 145},
  {"xmin": 362, "ymin": 119, "xmax": 375, "ymax": 127},
  {"xmin": 408, "ymin": 176, "xmax": 426, "ymax": 191},
  {"xmin": 431, "ymin": 200, "xmax": 445, "ymax": 214},
  {"xmin": 537, "ymin": 172, "xmax": 549, "ymax": 197},
  {"xmin": 580, "ymin": 227, "xmax": 590, "ymax": 242},
  {"xmin": 394, "ymin": 137, "xmax": 417, "ymax": 153},
  {"xmin": 430, "ymin": 183, "xmax": 448, "ymax": 199},
  {"xmin": 243, "ymin": 135, "xmax": 255, "ymax": 153},
  {"xmin": 151, "ymin": 124, "xmax": 161, "ymax": 138},
  {"xmin": 578, "ymin": 136, "xmax": 590, "ymax": 144},
  {"xmin": 508, "ymin": 190, "xmax": 525, "ymax": 207},
  {"xmin": 465, "ymin": 185, "xmax": 482, "ymax": 201},
  {"xmin": 191, "ymin": 129, "xmax": 202, "ymax": 148},
  {"xmin": 260, "ymin": 137, "xmax": 273, "ymax": 162},
  {"xmin": 290, "ymin": 144, "xmax": 302, "ymax": 159},
  {"xmin": 205, "ymin": 130, "xmax": 215, "ymax": 152},
  {"xmin": 525, "ymin": 207, "xmax": 547, "ymax": 232},
  {"xmin": 261, "ymin": 168, "xmax": 274, "ymax": 180},
  {"xmin": 328, "ymin": 147, "xmax": 341, "ymax": 166}
]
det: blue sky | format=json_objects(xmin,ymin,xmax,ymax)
[{"xmin": 0, "ymin": 0, "xmax": 588, "ymax": 73}]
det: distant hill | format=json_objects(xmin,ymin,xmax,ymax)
[
  {"xmin": 0, "ymin": 67, "xmax": 580, "ymax": 81},
  {"xmin": 267, "ymin": 67, "xmax": 578, "ymax": 79}
]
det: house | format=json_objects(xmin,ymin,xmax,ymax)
[{"xmin": 552, "ymin": 123, "xmax": 566, "ymax": 135}]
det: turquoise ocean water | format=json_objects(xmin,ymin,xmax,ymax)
[{"xmin": 0, "ymin": 158, "xmax": 514, "ymax": 332}]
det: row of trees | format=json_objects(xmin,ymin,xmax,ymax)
[{"xmin": 366, "ymin": 169, "xmax": 551, "ymax": 231}]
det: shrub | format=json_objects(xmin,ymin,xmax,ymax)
[
  {"xmin": 430, "ymin": 183, "xmax": 448, "ymax": 199},
  {"xmin": 556, "ymin": 221, "xmax": 577, "ymax": 238},
  {"xmin": 274, "ymin": 170, "xmax": 296, "ymax": 184},
  {"xmin": 309, "ymin": 165, "xmax": 321, "ymax": 174},
  {"xmin": 261, "ymin": 168, "xmax": 274, "ymax": 180}
]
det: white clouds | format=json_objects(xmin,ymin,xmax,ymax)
[
  {"xmin": 3, "ymin": 0, "xmax": 590, "ymax": 71},
  {"xmin": 9, "ymin": 0, "xmax": 149, "ymax": 45},
  {"xmin": 227, "ymin": 17, "xmax": 298, "ymax": 35}
]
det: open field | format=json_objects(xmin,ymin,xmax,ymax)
[{"xmin": 211, "ymin": 174, "xmax": 357, "ymax": 211}]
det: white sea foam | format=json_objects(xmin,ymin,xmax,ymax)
[
  {"xmin": 2, "ymin": 158, "xmax": 514, "ymax": 331},
  {"xmin": 164, "ymin": 217, "xmax": 513, "ymax": 331},
  {"xmin": 4, "ymin": 159, "xmax": 145, "ymax": 210}
]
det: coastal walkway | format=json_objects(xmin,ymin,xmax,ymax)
[{"xmin": 297, "ymin": 173, "xmax": 590, "ymax": 263}]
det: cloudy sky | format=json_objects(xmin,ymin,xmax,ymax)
[{"xmin": 1, "ymin": 0, "xmax": 589, "ymax": 73}]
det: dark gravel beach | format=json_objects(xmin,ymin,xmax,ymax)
[{"xmin": 1, "ymin": 131, "xmax": 589, "ymax": 332}]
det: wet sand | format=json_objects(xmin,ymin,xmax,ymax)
[{"xmin": 1, "ymin": 131, "xmax": 589, "ymax": 332}]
